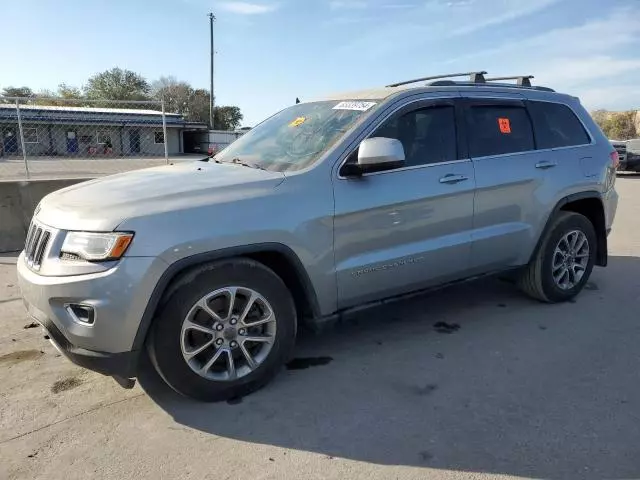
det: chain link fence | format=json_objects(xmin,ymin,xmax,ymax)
[{"xmin": 0, "ymin": 97, "xmax": 204, "ymax": 181}]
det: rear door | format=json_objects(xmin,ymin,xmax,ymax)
[
  {"xmin": 332, "ymin": 96, "xmax": 476, "ymax": 308},
  {"xmin": 463, "ymin": 96, "xmax": 548, "ymax": 271}
]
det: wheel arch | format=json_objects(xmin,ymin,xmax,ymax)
[
  {"xmin": 531, "ymin": 191, "xmax": 607, "ymax": 267},
  {"xmin": 131, "ymin": 243, "xmax": 320, "ymax": 352}
]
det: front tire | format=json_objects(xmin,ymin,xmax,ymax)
[
  {"xmin": 517, "ymin": 211, "xmax": 597, "ymax": 303},
  {"xmin": 148, "ymin": 258, "xmax": 297, "ymax": 402}
]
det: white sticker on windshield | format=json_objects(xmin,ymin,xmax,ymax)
[{"xmin": 333, "ymin": 101, "xmax": 377, "ymax": 111}]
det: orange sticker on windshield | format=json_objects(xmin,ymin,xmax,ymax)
[
  {"xmin": 498, "ymin": 117, "xmax": 511, "ymax": 134},
  {"xmin": 289, "ymin": 116, "xmax": 306, "ymax": 127}
]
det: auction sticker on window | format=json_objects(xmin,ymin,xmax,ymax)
[
  {"xmin": 333, "ymin": 101, "xmax": 377, "ymax": 111},
  {"xmin": 498, "ymin": 117, "xmax": 511, "ymax": 134},
  {"xmin": 289, "ymin": 116, "xmax": 307, "ymax": 127}
]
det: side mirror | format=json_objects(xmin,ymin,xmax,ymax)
[{"xmin": 341, "ymin": 137, "xmax": 405, "ymax": 177}]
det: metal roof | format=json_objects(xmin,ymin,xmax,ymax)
[
  {"xmin": 0, "ymin": 103, "xmax": 181, "ymax": 116},
  {"xmin": 0, "ymin": 103, "xmax": 188, "ymax": 126}
]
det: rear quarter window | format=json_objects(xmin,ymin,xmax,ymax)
[{"xmin": 528, "ymin": 101, "xmax": 591, "ymax": 149}]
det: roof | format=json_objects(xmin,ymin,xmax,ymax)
[
  {"xmin": 0, "ymin": 103, "xmax": 180, "ymax": 116},
  {"xmin": 318, "ymin": 72, "xmax": 559, "ymax": 102},
  {"xmin": 0, "ymin": 103, "xmax": 188, "ymax": 126},
  {"xmin": 319, "ymin": 85, "xmax": 411, "ymax": 101},
  {"xmin": 319, "ymin": 83, "xmax": 566, "ymax": 103}
]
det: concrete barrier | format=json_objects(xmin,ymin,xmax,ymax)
[{"xmin": 0, "ymin": 179, "xmax": 90, "ymax": 252}]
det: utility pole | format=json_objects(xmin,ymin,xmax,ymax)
[{"xmin": 208, "ymin": 12, "xmax": 216, "ymax": 130}]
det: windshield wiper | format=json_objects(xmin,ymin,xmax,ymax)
[{"xmin": 228, "ymin": 157, "xmax": 266, "ymax": 171}]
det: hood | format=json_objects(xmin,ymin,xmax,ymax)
[{"xmin": 37, "ymin": 161, "xmax": 285, "ymax": 231}]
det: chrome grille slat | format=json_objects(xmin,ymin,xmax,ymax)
[
  {"xmin": 28, "ymin": 227, "xmax": 42, "ymax": 262},
  {"xmin": 24, "ymin": 221, "xmax": 52, "ymax": 270},
  {"xmin": 25, "ymin": 225, "xmax": 37, "ymax": 256},
  {"xmin": 27, "ymin": 228, "xmax": 42, "ymax": 263},
  {"xmin": 25, "ymin": 223, "xmax": 35, "ymax": 251},
  {"xmin": 33, "ymin": 231, "xmax": 50, "ymax": 267}
]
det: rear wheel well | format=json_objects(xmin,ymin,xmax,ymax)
[{"xmin": 560, "ymin": 197, "xmax": 607, "ymax": 266}]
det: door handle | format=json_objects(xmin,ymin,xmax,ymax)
[
  {"xmin": 535, "ymin": 161, "xmax": 557, "ymax": 169},
  {"xmin": 439, "ymin": 174, "xmax": 469, "ymax": 184}
]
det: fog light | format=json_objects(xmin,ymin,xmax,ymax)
[{"xmin": 65, "ymin": 304, "xmax": 95, "ymax": 325}]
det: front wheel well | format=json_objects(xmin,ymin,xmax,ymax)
[
  {"xmin": 243, "ymin": 250, "xmax": 317, "ymax": 323},
  {"xmin": 132, "ymin": 245, "xmax": 319, "ymax": 353},
  {"xmin": 559, "ymin": 197, "xmax": 607, "ymax": 266}
]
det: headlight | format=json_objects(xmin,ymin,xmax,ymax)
[{"xmin": 61, "ymin": 232, "xmax": 134, "ymax": 261}]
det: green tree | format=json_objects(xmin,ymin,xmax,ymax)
[
  {"xmin": 214, "ymin": 106, "xmax": 243, "ymax": 130},
  {"xmin": 2, "ymin": 86, "xmax": 34, "ymax": 97},
  {"xmin": 185, "ymin": 88, "xmax": 211, "ymax": 124},
  {"xmin": 601, "ymin": 112, "xmax": 637, "ymax": 140},
  {"xmin": 590, "ymin": 109, "xmax": 608, "ymax": 130},
  {"xmin": 152, "ymin": 78, "xmax": 243, "ymax": 129},
  {"xmin": 57, "ymin": 83, "xmax": 84, "ymax": 99},
  {"xmin": 152, "ymin": 76, "xmax": 192, "ymax": 114},
  {"xmin": 85, "ymin": 68, "xmax": 151, "ymax": 102}
]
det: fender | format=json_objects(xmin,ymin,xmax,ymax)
[
  {"xmin": 530, "ymin": 191, "xmax": 608, "ymax": 267},
  {"xmin": 130, "ymin": 243, "xmax": 320, "ymax": 352}
]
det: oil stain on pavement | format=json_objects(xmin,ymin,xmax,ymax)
[
  {"xmin": 433, "ymin": 321, "xmax": 461, "ymax": 334},
  {"xmin": 51, "ymin": 376, "xmax": 83, "ymax": 394},
  {"xmin": 286, "ymin": 356, "xmax": 333, "ymax": 370},
  {"xmin": 0, "ymin": 349, "xmax": 43, "ymax": 365}
]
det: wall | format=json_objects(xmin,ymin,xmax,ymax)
[
  {"xmin": 2, "ymin": 123, "xmax": 181, "ymax": 157},
  {"xmin": 125, "ymin": 126, "xmax": 181, "ymax": 155},
  {"xmin": 0, "ymin": 178, "xmax": 89, "ymax": 252}
]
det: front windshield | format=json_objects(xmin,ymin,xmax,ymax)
[{"xmin": 214, "ymin": 100, "xmax": 378, "ymax": 172}]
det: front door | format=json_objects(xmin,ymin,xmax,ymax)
[
  {"xmin": 332, "ymin": 97, "xmax": 476, "ymax": 308},
  {"xmin": 66, "ymin": 130, "xmax": 79, "ymax": 153},
  {"xmin": 3, "ymin": 127, "xmax": 18, "ymax": 154},
  {"xmin": 129, "ymin": 129, "xmax": 141, "ymax": 154}
]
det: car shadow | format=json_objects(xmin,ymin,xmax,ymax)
[{"xmin": 139, "ymin": 255, "xmax": 640, "ymax": 479}]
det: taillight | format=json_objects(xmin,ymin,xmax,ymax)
[{"xmin": 610, "ymin": 150, "xmax": 619, "ymax": 169}]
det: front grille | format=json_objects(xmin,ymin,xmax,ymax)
[{"xmin": 24, "ymin": 222, "xmax": 51, "ymax": 269}]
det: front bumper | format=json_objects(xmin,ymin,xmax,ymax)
[
  {"xmin": 37, "ymin": 315, "xmax": 139, "ymax": 377},
  {"xmin": 17, "ymin": 252, "xmax": 167, "ymax": 378}
]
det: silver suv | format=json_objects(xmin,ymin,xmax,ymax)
[{"xmin": 17, "ymin": 72, "xmax": 619, "ymax": 401}]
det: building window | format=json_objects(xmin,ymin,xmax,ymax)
[
  {"xmin": 154, "ymin": 131, "xmax": 165, "ymax": 144},
  {"xmin": 97, "ymin": 132, "xmax": 112, "ymax": 145},
  {"xmin": 23, "ymin": 128, "xmax": 38, "ymax": 143},
  {"xmin": 80, "ymin": 135, "xmax": 94, "ymax": 144}
]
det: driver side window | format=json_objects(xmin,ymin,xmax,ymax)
[{"xmin": 371, "ymin": 105, "xmax": 458, "ymax": 168}]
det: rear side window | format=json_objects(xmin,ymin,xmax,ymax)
[
  {"xmin": 528, "ymin": 101, "xmax": 590, "ymax": 149},
  {"xmin": 467, "ymin": 105, "xmax": 534, "ymax": 157}
]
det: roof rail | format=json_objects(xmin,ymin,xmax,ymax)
[
  {"xmin": 485, "ymin": 75, "xmax": 534, "ymax": 87},
  {"xmin": 386, "ymin": 71, "xmax": 487, "ymax": 88}
]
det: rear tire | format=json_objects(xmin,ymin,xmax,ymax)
[
  {"xmin": 147, "ymin": 258, "xmax": 297, "ymax": 402},
  {"xmin": 517, "ymin": 211, "xmax": 596, "ymax": 303}
]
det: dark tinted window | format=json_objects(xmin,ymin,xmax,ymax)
[
  {"xmin": 373, "ymin": 105, "xmax": 457, "ymax": 167},
  {"xmin": 528, "ymin": 101, "xmax": 590, "ymax": 149},
  {"xmin": 467, "ymin": 105, "xmax": 534, "ymax": 157}
]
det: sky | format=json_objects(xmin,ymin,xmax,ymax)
[{"xmin": 1, "ymin": 0, "xmax": 639, "ymax": 126}]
